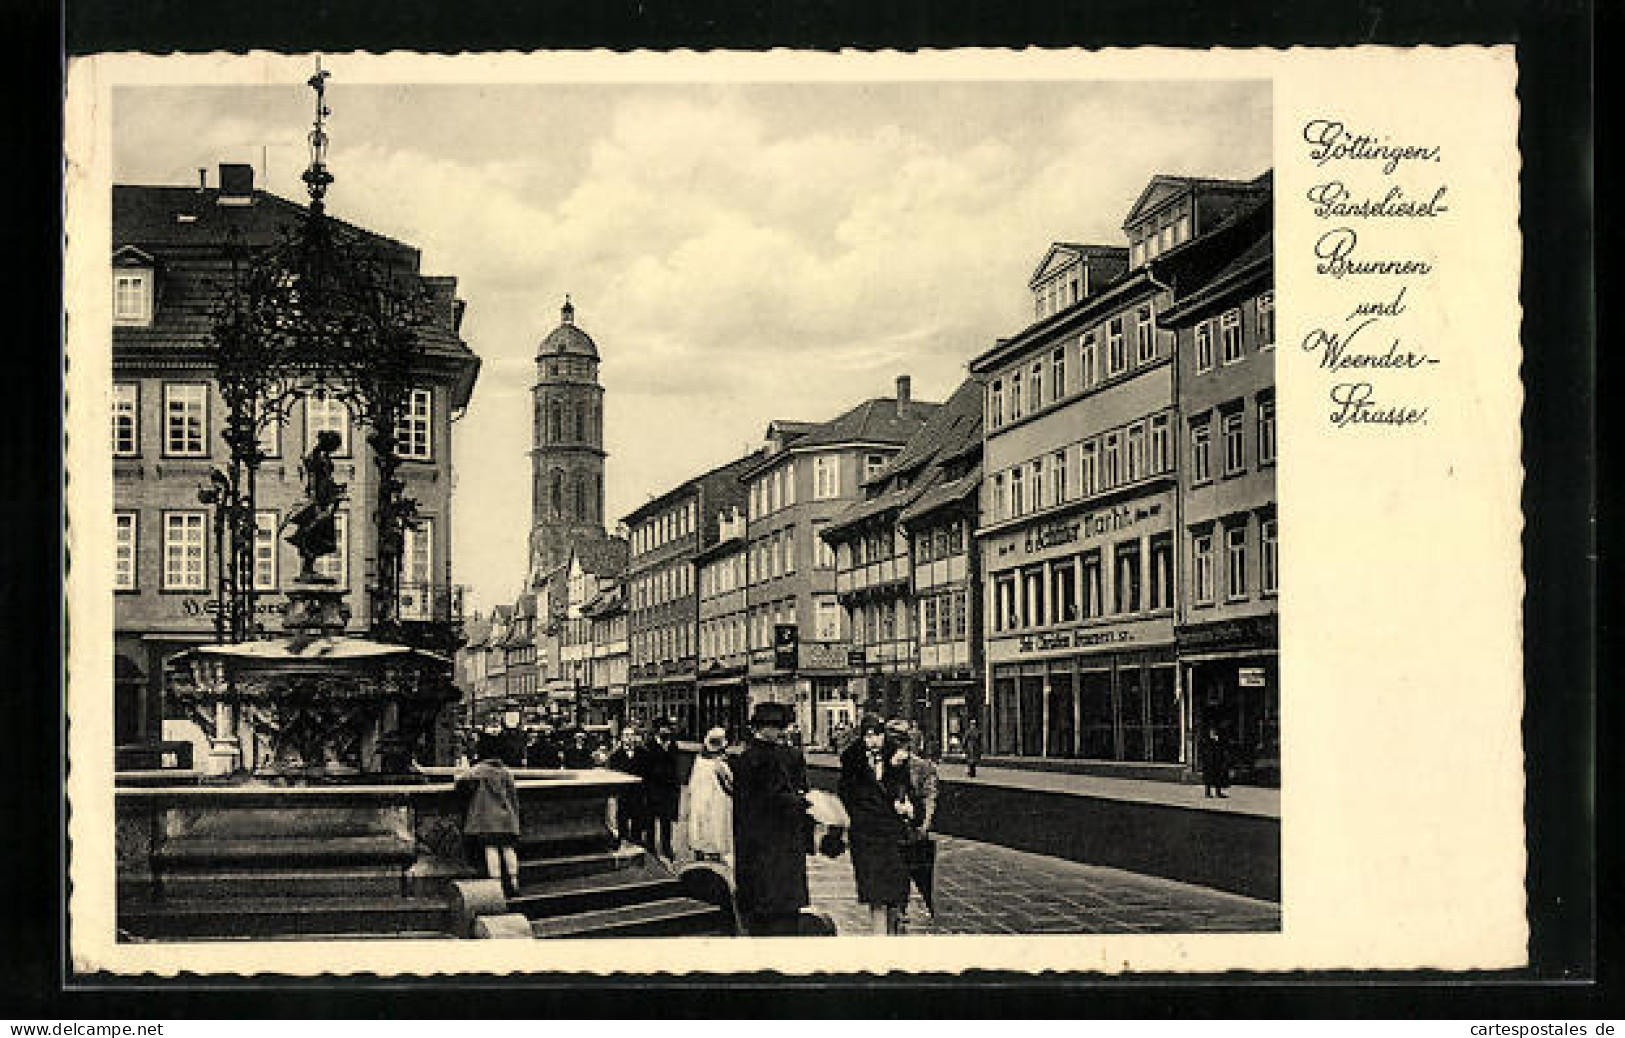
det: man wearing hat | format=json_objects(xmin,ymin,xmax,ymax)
[
  {"xmin": 643, "ymin": 716, "xmax": 683, "ymax": 859},
  {"xmin": 731, "ymin": 701, "xmax": 812, "ymax": 936}
]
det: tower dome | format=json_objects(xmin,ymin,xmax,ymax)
[{"xmin": 537, "ymin": 296, "xmax": 599, "ymax": 360}]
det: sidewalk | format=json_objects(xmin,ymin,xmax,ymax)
[{"xmin": 801, "ymin": 750, "xmax": 1279, "ymax": 820}]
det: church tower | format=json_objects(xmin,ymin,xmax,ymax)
[{"xmin": 528, "ymin": 297, "xmax": 607, "ymax": 579}]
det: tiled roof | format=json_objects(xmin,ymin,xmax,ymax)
[
  {"xmin": 826, "ymin": 376, "xmax": 984, "ymax": 537},
  {"xmin": 575, "ymin": 536, "xmax": 629, "ymax": 578},
  {"xmin": 899, "ymin": 467, "xmax": 981, "ymax": 526},
  {"xmin": 461, "ymin": 615, "xmax": 492, "ymax": 648},
  {"xmin": 622, "ymin": 448, "xmax": 766, "ymax": 526},
  {"xmin": 785, "ymin": 396, "xmax": 942, "ymax": 452}
]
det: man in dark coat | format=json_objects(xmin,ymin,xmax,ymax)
[
  {"xmin": 606, "ymin": 725, "xmax": 650, "ymax": 846},
  {"xmin": 1200, "ymin": 726, "xmax": 1231, "ymax": 798},
  {"xmin": 732, "ymin": 701, "xmax": 812, "ymax": 936},
  {"xmin": 962, "ymin": 717, "xmax": 982, "ymax": 778},
  {"xmin": 643, "ymin": 717, "xmax": 683, "ymax": 858}
]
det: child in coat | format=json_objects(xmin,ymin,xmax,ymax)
[{"xmin": 456, "ymin": 734, "xmax": 523, "ymax": 897}]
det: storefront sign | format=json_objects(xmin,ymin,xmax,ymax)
[
  {"xmin": 990, "ymin": 615, "xmax": 1174, "ymax": 664},
  {"xmin": 179, "ymin": 597, "xmax": 287, "ymax": 619},
  {"xmin": 1238, "ymin": 666, "xmax": 1267, "ymax": 687},
  {"xmin": 995, "ymin": 499, "xmax": 1168, "ymax": 561},
  {"xmin": 1017, "ymin": 628, "xmax": 1131, "ymax": 653},
  {"xmin": 1176, "ymin": 615, "xmax": 1279, "ymax": 651}
]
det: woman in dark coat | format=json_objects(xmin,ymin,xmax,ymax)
[
  {"xmin": 837, "ymin": 715, "xmax": 914, "ymax": 934},
  {"xmin": 732, "ymin": 702, "xmax": 811, "ymax": 935},
  {"xmin": 1199, "ymin": 726, "xmax": 1230, "ymax": 798},
  {"xmin": 642, "ymin": 719, "xmax": 683, "ymax": 858}
]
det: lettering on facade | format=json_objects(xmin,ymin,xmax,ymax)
[
  {"xmin": 1017, "ymin": 628, "xmax": 1132, "ymax": 653},
  {"xmin": 180, "ymin": 598, "xmax": 287, "ymax": 619},
  {"xmin": 1001, "ymin": 502, "xmax": 1165, "ymax": 560}
]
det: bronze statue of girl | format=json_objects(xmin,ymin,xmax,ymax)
[{"xmin": 283, "ymin": 429, "xmax": 347, "ymax": 583}]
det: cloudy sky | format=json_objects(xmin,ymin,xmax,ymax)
[{"xmin": 112, "ymin": 77, "xmax": 1270, "ymax": 612}]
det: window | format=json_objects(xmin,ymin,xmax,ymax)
[
  {"xmin": 1136, "ymin": 305, "xmax": 1155, "ymax": 363},
  {"xmin": 305, "ymin": 392, "xmax": 351, "ymax": 455},
  {"xmin": 1029, "ymin": 362, "xmax": 1043, "ymax": 413},
  {"xmin": 1131, "ymin": 240, "xmax": 1145, "ymax": 268},
  {"xmin": 1195, "ymin": 321, "xmax": 1215, "ymax": 373},
  {"xmin": 403, "ymin": 518, "xmax": 434, "ymax": 594},
  {"xmin": 814, "ymin": 523, "xmax": 835, "ymax": 568},
  {"xmin": 992, "ymin": 473, "xmax": 1007, "ymax": 522},
  {"xmin": 1080, "ymin": 441, "xmax": 1098, "ymax": 497},
  {"xmin": 1080, "ymin": 333, "xmax": 1098, "ymax": 388},
  {"xmin": 1261, "ymin": 518, "xmax": 1279, "ymax": 594},
  {"xmin": 1193, "ymin": 532, "xmax": 1215, "ymax": 604},
  {"xmin": 1126, "ymin": 422, "xmax": 1146, "ymax": 482},
  {"xmin": 783, "ymin": 461, "xmax": 796, "ymax": 505},
  {"xmin": 1051, "ymin": 451, "xmax": 1068, "ymax": 504},
  {"xmin": 1009, "ymin": 372, "xmax": 1023, "ymax": 420},
  {"xmin": 1052, "ymin": 562, "xmax": 1077, "ymax": 623},
  {"xmin": 917, "ymin": 530, "xmax": 934, "ymax": 565},
  {"xmin": 1222, "ymin": 409, "xmax": 1246, "ymax": 475},
  {"xmin": 1150, "ymin": 414, "xmax": 1171, "ymax": 474},
  {"xmin": 1103, "ymin": 433, "xmax": 1121, "ymax": 488},
  {"xmin": 993, "ymin": 573, "xmax": 1017, "ymax": 632},
  {"xmin": 1051, "ymin": 347, "xmax": 1067, "ymax": 402},
  {"xmin": 1080, "ymin": 550, "xmax": 1103, "ymax": 618},
  {"xmin": 783, "ymin": 527, "xmax": 797, "ymax": 574},
  {"xmin": 112, "ymin": 383, "xmax": 138, "ymax": 456},
  {"xmin": 253, "ymin": 511, "xmax": 279, "ymax": 591},
  {"xmin": 1190, "ymin": 418, "xmax": 1212, "ymax": 484},
  {"xmin": 396, "ymin": 388, "xmax": 432, "ymax": 460},
  {"xmin": 1030, "ymin": 460, "xmax": 1044, "ymax": 511},
  {"xmin": 1258, "ymin": 291, "xmax": 1275, "ymax": 349},
  {"xmin": 1176, "ymin": 212, "xmax": 1192, "ymax": 243},
  {"xmin": 1114, "ymin": 541, "xmax": 1141, "ymax": 614},
  {"xmin": 989, "ymin": 380, "xmax": 1003, "ymax": 429},
  {"xmin": 1149, "ymin": 534, "xmax": 1173, "ymax": 610},
  {"xmin": 162, "ymin": 511, "xmax": 208, "ymax": 590},
  {"xmin": 865, "ymin": 454, "xmax": 887, "ymax": 481},
  {"xmin": 258, "ymin": 413, "xmax": 282, "ymax": 458},
  {"xmin": 1258, "ymin": 395, "xmax": 1277, "ymax": 465},
  {"xmin": 114, "ymin": 512, "xmax": 137, "ymax": 590},
  {"xmin": 314, "ymin": 511, "xmax": 349, "ymax": 586},
  {"xmin": 1108, "ymin": 317, "xmax": 1127, "ymax": 375},
  {"xmin": 813, "ymin": 455, "xmax": 840, "ymax": 499},
  {"xmin": 112, "ymin": 269, "xmax": 152, "ymax": 325},
  {"xmin": 923, "ymin": 597, "xmax": 939, "ymax": 643},
  {"xmin": 1226, "ymin": 524, "xmax": 1249, "ymax": 599},
  {"xmin": 951, "ymin": 590, "xmax": 967, "ymax": 639},
  {"xmin": 812, "ymin": 597, "xmax": 840, "ymax": 641},
  {"xmin": 163, "ymin": 384, "xmax": 208, "ymax": 457},
  {"xmin": 1010, "ymin": 466, "xmax": 1025, "ymax": 517},
  {"xmin": 769, "ymin": 469, "xmax": 781, "ymax": 511},
  {"xmin": 1021, "ymin": 566, "xmax": 1046, "ymax": 627},
  {"xmin": 1221, "ymin": 308, "xmax": 1244, "ymax": 364}
]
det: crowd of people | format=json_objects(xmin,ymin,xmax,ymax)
[{"xmin": 452, "ymin": 704, "xmax": 947, "ymax": 936}]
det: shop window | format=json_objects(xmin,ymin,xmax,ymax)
[
  {"xmin": 994, "ymin": 674, "xmax": 1020, "ymax": 756},
  {"xmin": 1147, "ymin": 667, "xmax": 1180, "ymax": 762},
  {"xmin": 1079, "ymin": 670, "xmax": 1114, "ymax": 760}
]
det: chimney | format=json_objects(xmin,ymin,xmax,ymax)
[
  {"xmin": 197, "ymin": 167, "xmax": 207, "ymax": 191},
  {"xmin": 217, "ymin": 163, "xmax": 254, "ymax": 204},
  {"xmin": 895, "ymin": 374, "xmax": 912, "ymax": 409}
]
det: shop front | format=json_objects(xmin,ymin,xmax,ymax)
[{"xmin": 1177, "ymin": 614, "xmax": 1279, "ymax": 786}]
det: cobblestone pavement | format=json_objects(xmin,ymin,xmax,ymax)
[
  {"xmin": 668, "ymin": 782, "xmax": 1277, "ymax": 936},
  {"xmin": 802, "ymin": 834, "xmax": 1280, "ymax": 936}
]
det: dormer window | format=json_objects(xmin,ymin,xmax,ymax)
[{"xmin": 112, "ymin": 268, "xmax": 153, "ymax": 326}]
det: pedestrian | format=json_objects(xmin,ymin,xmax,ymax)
[
  {"xmin": 563, "ymin": 729, "xmax": 596, "ymax": 769},
  {"xmin": 455, "ymin": 734, "xmax": 524, "ymax": 897},
  {"xmin": 837, "ymin": 715, "xmax": 914, "ymax": 935},
  {"xmin": 962, "ymin": 716, "xmax": 982, "ymax": 778},
  {"xmin": 687, "ymin": 726, "xmax": 735, "ymax": 863},
  {"xmin": 1200, "ymin": 726, "xmax": 1231, "ymax": 798},
  {"xmin": 527, "ymin": 725, "xmax": 563, "ymax": 769},
  {"xmin": 606, "ymin": 725, "xmax": 649, "ymax": 846},
  {"xmin": 888, "ymin": 720, "xmax": 940, "ymax": 924},
  {"xmin": 732, "ymin": 701, "xmax": 812, "ymax": 936},
  {"xmin": 644, "ymin": 717, "xmax": 683, "ymax": 859}
]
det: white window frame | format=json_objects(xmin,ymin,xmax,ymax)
[
  {"xmin": 1226, "ymin": 523, "xmax": 1249, "ymax": 600},
  {"xmin": 112, "ymin": 383, "xmax": 139, "ymax": 457},
  {"xmin": 1258, "ymin": 291, "xmax": 1276, "ymax": 350},
  {"xmin": 1081, "ymin": 333, "xmax": 1098, "ymax": 388},
  {"xmin": 162, "ymin": 510, "xmax": 208, "ymax": 591},
  {"xmin": 1193, "ymin": 532, "xmax": 1215, "ymax": 605},
  {"xmin": 163, "ymin": 383, "xmax": 209, "ymax": 458},
  {"xmin": 1028, "ymin": 362, "xmax": 1043, "ymax": 414},
  {"xmin": 1080, "ymin": 441, "xmax": 1098, "ymax": 497},
  {"xmin": 1150, "ymin": 414, "xmax": 1171, "ymax": 474},
  {"xmin": 396, "ymin": 388, "xmax": 433, "ymax": 461},
  {"xmin": 305, "ymin": 392, "xmax": 352, "ymax": 456},
  {"xmin": 115, "ymin": 511, "xmax": 137, "ymax": 590},
  {"xmin": 1191, "ymin": 419, "xmax": 1212, "ymax": 484},
  {"xmin": 1222, "ymin": 409, "xmax": 1246, "ymax": 476},
  {"xmin": 1261, "ymin": 518, "xmax": 1279, "ymax": 595},
  {"xmin": 813, "ymin": 455, "xmax": 841, "ymax": 500},
  {"xmin": 1051, "ymin": 346, "xmax": 1067, "ymax": 402},
  {"xmin": 253, "ymin": 510, "xmax": 279, "ymax": 591},
  {"xmin": 1107, "ymin": 318, "xmax": 1127, "ymax": 375},
  {"xmin": 988, "ymin": 380, "xmax": 1003, "ymax": 429},
  {"xmin": 113, "ymin": 268, "xmax": 153, "ymax": 326},
  {"xmin": 1258, "ymin": 396, "xmax": 1277, "ymax": 465},
  {"xmin": 1195, "ymin": 320, "xmax": 1215, "ymax": 373},
  {"xmin": 1221, "ymin": 308, "xmax": 1244, "ymax": 365},
  {"xmin": 1051, "ymin": 450, "xmax": 1068, "ymax": 505},
  {"xmin": 1136, "ymin": 305, "xmax": 1155, "ymax": 363}
]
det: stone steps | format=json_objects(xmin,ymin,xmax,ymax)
[
  {"xmin": 118, "ymin": 894, "xmax": 455, "ymax": 941},
  {"xmin": 527, "ymin": 897, "xmax": 732, "ymax": 940}
]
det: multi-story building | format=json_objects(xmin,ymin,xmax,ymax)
[
  {"xmin": 554, "ymin": 539, "xmax": 630, "ymax": 722},
  {"xmin": 695, "ymin": 507, "xmax": 751, "ymax": 739},
  {"xmin": 583, "ymin": 579, "xmax": 628, "ymax": 727},
  {"xmin": 968, "ymin": 172, "xmax": 1267, "ymax": 775},
  {"xmin": 455, "ymin": 612, "xmax": 494, "ymax": 731},
  {"xmin": 622, "ymin": 452, "xmax": 760, "ymax": 737},
  {"xmin": 741, "ymin": 378, "xmax": 941, "ymax": 743},
  {"xmin": 1160, "ymin": 188, "xmax": 1277, "ymax": 783},
  {"xmin": 111, "ymin": 165, "xmax": 480, "ymax": 759},
  {"xmin": 823, "ymin": 375, "xmax": 986, "ymax": 756}
]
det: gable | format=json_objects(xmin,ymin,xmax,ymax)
[
  {"xmin": 112, "ymin": 245, "xmax": 155, "ymax": 268},
  {"xmin": 1121, "ymin": 177, "xmax": 1191, "ymax": 231},
  {"xmin": 1027, "ymin": 244, "xmax": 1082, "ymax": 288}
]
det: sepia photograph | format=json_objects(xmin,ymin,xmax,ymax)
[{"xmin": 102, "ymin": 65, "xmax": 1279, "ymax": 945}]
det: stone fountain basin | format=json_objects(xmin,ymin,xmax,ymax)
[{"xmin": 116, "ymin": 769, "xmax": 641, "ymax": 900}]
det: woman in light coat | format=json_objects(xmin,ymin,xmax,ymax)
[{"xmin": 687, "ymin": 727, "xmax": 735, "ymax": 862}]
